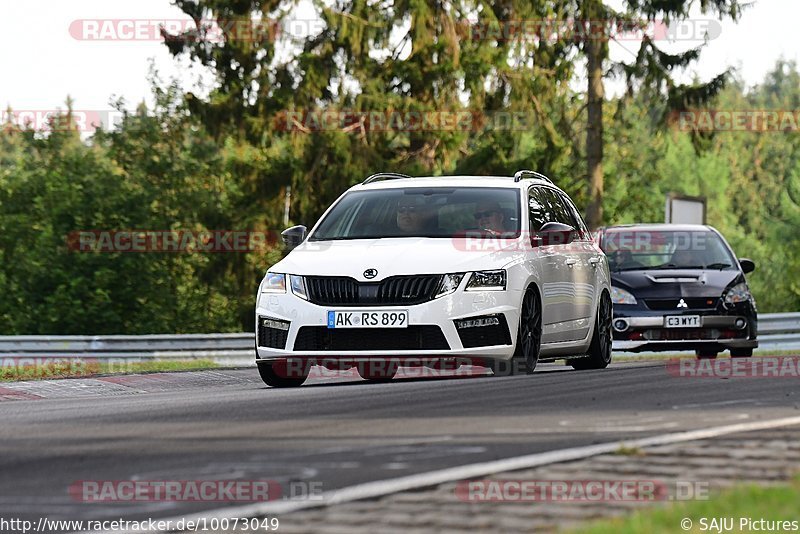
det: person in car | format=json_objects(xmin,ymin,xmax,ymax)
[
  {"xmin": 473, "ymin": 201, "xmax": 507, "ymax": 234},
  {"xmin": 670, "ymin": 247, "xmax": 705, "ymax": 268},
  {"xmin": 396, "ymin": 198, "xmax": 436, "ymax": 234}
]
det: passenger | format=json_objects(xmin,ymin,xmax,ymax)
[
  {"xmin": 670, "ymin": 248, "xmax": 704, "ymax": 267},
  {"xmin": 396, "ymin": 198, "xmax": 436, "ymax": 234},
  {"xmin": 473, "ymin": 201, "xmax": 506, "ymax": 234}
]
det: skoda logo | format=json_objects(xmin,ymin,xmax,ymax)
[
  {"xmin": 677, "ymin": 298, "xmax": 688, "ymax": 308},
  {"xmin": 363, "ymin": 268, "xmax": 378, "ymax": 279}
]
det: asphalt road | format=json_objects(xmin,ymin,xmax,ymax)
[{"xmin": 1, "ymin": 359, "xmax": 799, "ymax": 529}]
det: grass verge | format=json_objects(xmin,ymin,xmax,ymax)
[{"xmin": 574, "ymin": 477, "xmax": 800, "ymax": 534}]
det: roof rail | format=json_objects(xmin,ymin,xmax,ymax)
[
  {"xmin": 513, "ymin": 169, "xmax": 553, "ymax": 184},
  {"xmin": 362, "ymin": 172, "xmax": 413, "ymax": 185}
]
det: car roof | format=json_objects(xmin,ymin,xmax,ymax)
[
  {"xmin": 600, "ymin": 223, "xmax": 714, "ymax": 233},
  {"xmin": 350, "ymin": 175, "xmax": 561, "ymax": 191}
]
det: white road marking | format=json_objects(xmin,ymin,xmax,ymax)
[{"xmin": 89, "ymin": 414, "xmax": 800, "ymax": 534}]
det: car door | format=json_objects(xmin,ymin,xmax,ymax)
[
  {"xmin": 536, "ymin": 187, "xmax": 587, "ymax": 341},
  {"xmin": 528, "ymin": 186, "xmax": 574, "ymax": 344},
  {"xmin": 554, "ymin": 190, "xmax": 598, "ymax": 339}
]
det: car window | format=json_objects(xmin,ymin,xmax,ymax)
[
  {"xmin": 528, "ymin": 186, "xmax": 578, "ymax": 231},
  {"xmin": 601, "ymin": 229, "xmax": 738, "ymax": 271},
  {"xmin": 541, "ymin": 188, "xmax": 574, "ymax": 227},
  {"xmin": 557, "ymin": 192, "xmax": 590, "ymax": 240},
  {"xmin": 528, "ymin": 186, "xmax": 565, "ymax": 229},
  {"xmin": 310, "ymin": 187, "xmax": 521, "ymax": 240}
]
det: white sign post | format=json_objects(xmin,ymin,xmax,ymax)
[{"xmin": 665, "ymin": 194, "xmax": 706, "ymax": 224}]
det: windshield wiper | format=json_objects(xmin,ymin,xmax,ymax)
[{"xmin": 705, "ymin": 262, "xmax": 732, "ymax": 270}]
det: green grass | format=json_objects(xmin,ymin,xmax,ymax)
[
  {"xmin": 614, "ymin": 444, "xmax": 646, "ymax": 456},
  {"xmin": 572, "ymin": 477, "xmax": 800, "ymax": 534},
  {"xmin": 0, "ymin": 359, "xmax": 221, "ymax": 382}
]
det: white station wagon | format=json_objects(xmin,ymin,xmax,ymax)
[{"xmin": 255, "ymin": 171, "xmax": 612, "ymax": 387}]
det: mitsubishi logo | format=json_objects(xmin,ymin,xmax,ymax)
[
  {"xmin": 677, "ymin": 298, "xmax": 688, "ymax": 308},
  {"xmin": 363, "ymin": 268, "xmax": 378, "ymax": 279}
]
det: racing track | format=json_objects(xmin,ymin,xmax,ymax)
[{"xmin": 0, "ymin": 359, "xmax": 798, "ymax": 529}]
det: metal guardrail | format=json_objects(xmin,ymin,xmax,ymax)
[
  {"xmin": 754, "ymin": 312, "xmax": 800, "ymax": 349},
  {"xmin": 1, "ymin": 313, "xmax": 798, "ymax": 365},
  {"xmin": 0, "ymin": 333, "xmax": 256, "ymax": 365}
]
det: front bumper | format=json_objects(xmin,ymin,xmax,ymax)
[
  {"xmin": 255, "ymin": 288, "xmax": 521, "ymax": 362},
  {"xmin": 612, "ymin": 307, "xmax": 758, "ymax": 352}
]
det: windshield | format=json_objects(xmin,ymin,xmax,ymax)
[
  {"xmin": 600, "ymin": 229, "xmax": 737, "ymax": 271},
  {"xmin": 310, "ymin": 187, "xmax": 521, "ymax": 240}
]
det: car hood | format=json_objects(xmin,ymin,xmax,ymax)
[
  {"xmin": 270, "ymin": 238, "xmax": 522, "ymax": 281},
  {"xmin": 611, "ymin": 269, "xmax": 744, "ymax": 298}
]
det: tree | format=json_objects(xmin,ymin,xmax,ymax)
[{"xmin": 575, "ymin": 0, "xmax": 744, "ymax": 228}]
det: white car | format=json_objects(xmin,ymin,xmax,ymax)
[{"xmin": 255, "ymin": 171, "xmax": 612, "ymax": 387}]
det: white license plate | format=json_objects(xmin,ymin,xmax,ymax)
[
  {"xmin": 664, "ymin": 315, "xmax": 701, "ymax": 328},
  {"xmin": 327, "ymin": 310, "xmax": 408, "ymax": 329}
]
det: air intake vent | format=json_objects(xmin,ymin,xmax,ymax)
[{"xmin": 305, "ymin": 275, "xmax": 442, "ymax": 306}]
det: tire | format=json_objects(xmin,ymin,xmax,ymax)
[
  {"xmin": 571, "ymin": 291, "xmax": 612, "ymax": 370},
  {"xmin": 257, "ymin": 360, "xmax": 308, "ymax": 388},
  {"xmin": 695, "ymin": 350, "xmax": 718, "ymax": 359},
  {"xmin": 491, "ymin": 287, "xmax": 542, "ymax": 376},
  {"xmin": 730, "ymin": 348, "xmax": 753, "ymax": 358},
  {"xmin": 357, "ymin": 360, "xmax": 399, "ymax": 382}
]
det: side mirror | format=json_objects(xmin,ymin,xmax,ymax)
[
  {"xmin": 281, "ymin": 225, "xmax": 307, "ymax": 250},
  {"xmin": 739, "ymin": 258, "xmax": 755, "ymax": 274},
  {"xmin": 535, "ymin": 222, "xmax": 576, "ymax": 246}
]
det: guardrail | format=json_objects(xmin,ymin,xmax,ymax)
[
  {"xmin": 1, "ymin": 313, "xmax": 798, "ymax": 366},
  {"xmin": 755, "ymin": 312, "xmax": 800, "ymax": 350},
  {"xmin": 0, "ymin": 333, "xmax": 255, "ymax": 366}
]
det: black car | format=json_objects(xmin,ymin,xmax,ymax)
[{"xmin": 596, "ymin": 224, "xmax": 757, "ymax": 358}]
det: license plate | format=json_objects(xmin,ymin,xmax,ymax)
[
  {"xmin": 664, "ymin": 315, "xmax": 701, "ymax": 328},
  {"xmin": 327, "ymin": 310, "xmax": 408, "ymax": 329}
]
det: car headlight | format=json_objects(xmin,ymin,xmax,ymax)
[
  {"xmin": 610, "ymin": 286, "xmax": 637, "ymax": 305},
  {"xmin": 465, "ymin": 270, "xmax": 506, "ymax": 291},
  {"xmin": 723, "ymin": 282, "xmax": 752, "ymax": 305},
  {"xmin": 261, "ymin": 272, "xmax": 286, "ymax": 293},
  {"xmin": 435, "ymin": 273, "xmax": 465, "ymax": 298},
  {"xmin": 290, "ymin": 275, "xmax": 308, "ymax": 300}
]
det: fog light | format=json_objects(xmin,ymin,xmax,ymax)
[
  {"xmin": 261, "ymin": 317, "xmax": 290, "ymax": 331},
  {"xmin": 613, "ymin": 319, "xmax": 629, "ymax": 332},
  {"xmin": 456, "ymin": 316, "xmax": 501, "ymax": 329},
  {"xmin": 734, "ymin": 318, "xmax": 747, "ymax": 329}
]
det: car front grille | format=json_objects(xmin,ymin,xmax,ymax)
[
  {"xmin": 305, "ymin": 275, "xmax": 443, "ymax": 306},
  {"xmin": 293, "ymin": 326, "xmax": 450, "ymax": 351},
  {"xmin": 645, "ymin": 298, "xmax": 719, "ymax": 311},
  {"xmin": 643, "ymin": 327, "xmax": 748, "ymax": 341}
]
